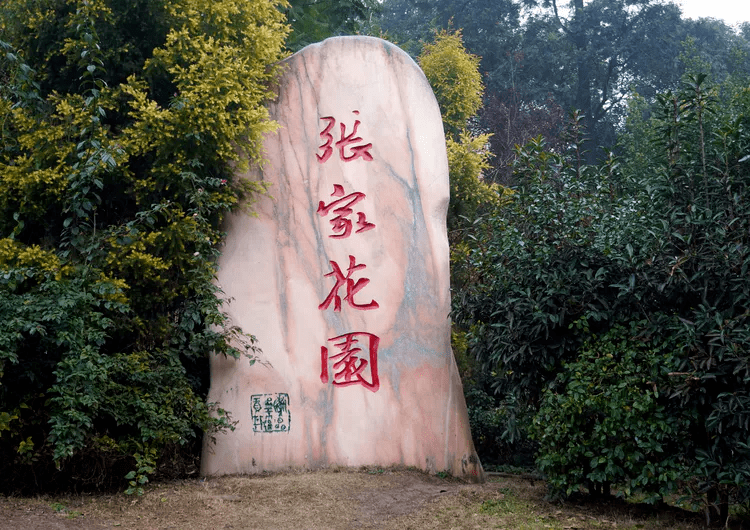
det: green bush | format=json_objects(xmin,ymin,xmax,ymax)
[
  {"xmin": 532, "ymin": 321, "xmax": 692, "ymax": 501},
  {"xmin": 625, "ymin": 73, "xmax": 750, "ymax": 524},
  {"xmin": 455, "ymin": 71, "xmax": 750, "ymax": 522},
  {"xmin": 0, "ymin": 0, "xmax": 288, "ymax": 493},
  {"xmin": 453, "ymin": 116, "xmax": 632, "ymax": 404}
]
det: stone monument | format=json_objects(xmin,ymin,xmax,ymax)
[{"xmin": 201, "ymin": 36, "xmax": 483, "ymax": 482}]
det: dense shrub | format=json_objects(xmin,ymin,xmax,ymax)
[
  {"xmin": 454, "ymin": 114, "xmax": 633, "ymax": 404},
  {"xmin": 622, "ymin": 73, "xmax": 750, "ymax": 523},
  {"xmin": 533, "ymin": 322, "xmax": 692, "ymax": 501},
  {"xmin": 454, "ymin": 70, "xmax": 750, "ymax": 523},
  {"xmin": 0, "ymin": 0, "xmax": 288, "ymax": 493}
]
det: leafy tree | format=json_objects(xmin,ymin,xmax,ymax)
[
  {"xmin": 417, "ymin": 30, "xmax": 504, "ymax": 234},
  {"xmin": 284, "ymin": 0, "xmax": 380, "ymax": 51},
  {"xmin": 377, "ymin": 0, "xmax": 750, "ymax": 166},
  {"xmin": 618, "ymin": 72, "xmax": 750, "ymax": 525},
  {"xmin": 419, "ymin": 29, "xmax": 483, "ymax": 137},
  {"xmin": 0, "ymin": 0, "xmax": 288, "ymax": 493},
  {"xmin": 678, "ymin": 18, "xmax": 750, "ymax": 84},
  {"xmin": 521, "ymin": 0, "xmax": 684, "ymax": 159},
  {"xmin": 377, "ymin": 0, "xmax": 522, "ymax": 76}
]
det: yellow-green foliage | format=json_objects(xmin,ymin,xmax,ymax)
[
  {"xmin": 0, "ymin": 239, "xmax": 63, "ymax": 272},
  {"xmin": 0, "ymin": 105, "xmax": 70, "ymax": 221},
  {"xmin": 418, "ymin": 30, "xmax": 483, "ymax": 136},
  {"xmin": 446, "ymin": 130, "xmax": 509, "ymax": 228},
  {"xmin": 451, "ymin": 328, "xmax": 475, "ymax": 382},
  {"xmin": 0, "ymin": 0, "xmax": 290, "ymax": 493},
  {"xmin": 417, "ymin": 29, "xmax": 513, "ymax": 393},
  {"xmin": 417, "ymin": 30, "xmax": 511, "ymax": 233},
  {"xmin": 0, "ymin": 0, "xmax": 289, "ymax": 313},
  {"xmin": 125, "ymin": 0, "xmax": 288, "ymax": 170}
]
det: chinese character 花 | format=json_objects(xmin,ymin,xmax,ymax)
[{"xmin": 319, "ymin": 255, "xmax": 379, "ymax": 312}]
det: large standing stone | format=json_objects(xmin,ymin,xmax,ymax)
[{"xmin": 201, "ymin": 36, "xmax": 483, "ymax": 481}]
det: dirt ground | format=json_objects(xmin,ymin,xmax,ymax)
[{"xmin": 0, "ymin": 467, "xmax": 712, "ymax": 530}]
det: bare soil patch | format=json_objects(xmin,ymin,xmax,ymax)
[{"xmin": 0, "ymin": 467, "xmax": 711, "ymax": 530}]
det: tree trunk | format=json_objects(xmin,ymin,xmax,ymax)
[{"xmin": 570, "ymin": 0, "xmax": 597, "ymax": 163}]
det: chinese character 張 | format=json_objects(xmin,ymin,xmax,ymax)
[
  {"xmin": 317, "ymin": 184, "xmax": 375, "ymax": 238},
  {"xmin": 251, "ymin": 393, "xmax": 291, "ymax": 433},
  {"xmin": 319, "ymin": 255, "xmax": 379, "ymax": 312},
  {"xmin": 320, "ymin": 332, "xmax": 380, "ymax": 392},
  {"xmin": 316, "ymin": 111, "xmax": 374, "ymax": 163}
]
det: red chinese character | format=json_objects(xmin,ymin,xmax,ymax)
[
  {"xmin": 316, "ymin": 111, "xmax": 373, "ymax": 163},
  {"xmin": 319, "ymin": 255, "xmax": 379, "ymax": 312},
  {"xmin": 317, "ymin": 184, "xmax": 375, "ymax": 238},
  {"xmin": 320, "ymin": 332, "xmax": 380, "ymax": 392}
]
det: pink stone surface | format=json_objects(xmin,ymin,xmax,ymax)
[{"xmin": 201, "ymin": 36, "xmax": 483, "ymax": 481}]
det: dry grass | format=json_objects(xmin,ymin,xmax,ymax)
[{"xmin": 0, "ymin": 467, "xmax": 712, "ymax": 530}]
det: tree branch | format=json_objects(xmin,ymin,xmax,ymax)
[{"xmin": 550, "ymin": 0, "xmax": 570, "ymax": 34}]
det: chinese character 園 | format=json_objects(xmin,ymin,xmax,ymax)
[{"xmin": 320, "ymin": 333, "xmax": 380, "ymax": 392}]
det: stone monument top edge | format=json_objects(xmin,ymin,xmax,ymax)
[
  {"xmin": 281, "ymin": 35, "xmax": 427, "ymax": 82},
  {"xmin": 289, "ymin": 35, "xmax": 413, "ymax": 57}
]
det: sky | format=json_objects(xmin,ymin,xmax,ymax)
[{"xmin": 676, "ymin": 0, "xmax": 750, "ymax": 27}]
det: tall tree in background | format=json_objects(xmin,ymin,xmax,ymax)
[
  {"xmin": 678, "ymin": 18, "xmax": 750, "ymax": 83},
  {"xmin": 479, "ymin": 89, "xmax": 566, "ymax": 185},
  {"xmin": 284, "ymin": 0, "xmax": 380, "ymax": 51},
  {"xmin": 521, "ymin": 0, "xmax": 683, "ymax": 159},
  {"xmin": 377, "ymin": 0, "xmax": 522, "ymax": 77},
  {"xmin": 377, "ymin": 0, "xmax": 750, "ymax": 165}
]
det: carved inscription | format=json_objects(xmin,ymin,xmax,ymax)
[
  {"xmin": 316, "ymin": 112, "xmax": 381, "ymax": 392},
  {"xmin": 251, "ymin": 393, "xmax": 291, "ymax": 433}
]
